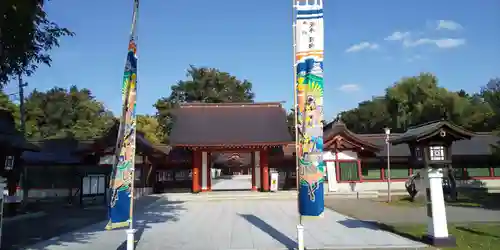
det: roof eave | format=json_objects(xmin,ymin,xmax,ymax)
[
  {"xmin": 324, "ymin": 130, "xmax": 382, "ymax": 152},
  {"xmin": 390, "ymin": 122, "xmax": 476, "ymax": 145}
]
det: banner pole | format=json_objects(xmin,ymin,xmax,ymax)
[
  {"xmin": 295, "ymin": 1, "xmax": 325, "ymax": 249},
  {"xmin": 127, "ymin": 1, "xmax": 139, "ymax": 250},
  {"xmin": 292, "ymin": 1, "xmax": 305, "ymax": 250}
]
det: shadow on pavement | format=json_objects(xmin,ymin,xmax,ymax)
[
  {"xmin": 15, "ymin": 195, "xmax": 185, "ymax": 250},
  {"xmin": 239, "ymin": 214, "xmax": 297, "ymax": 249},
  {"xmin": 337, "ymin": 218, "xmax": 382, "ymax": 230}
]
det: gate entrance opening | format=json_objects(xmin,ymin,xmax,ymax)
[{"xmin": 211, "ymin": 152, "xmax": 252, "ymax": 191}]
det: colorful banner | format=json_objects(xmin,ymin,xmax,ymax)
[
  {"xmin": 106, "ymin": 0, "xmax": 139, "ymax": 230},
  {"xmin": 295, "ymin": 0, "xmax": 325, "ymax": 217}
]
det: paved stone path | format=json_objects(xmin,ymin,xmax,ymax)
[
  {"xmin": 3, "ymin": 196, "xmax": 162, "ymax": 250},
  {"xmin": 212, "ymin": 175, "xmax": 252, "ymax": 190},
  {"xmin": 26, "ymin": 198, "xmax": 426, "ymax": 250}
]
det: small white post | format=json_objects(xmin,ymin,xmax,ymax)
[
  {"xmin": 384, "ymin": 127, "xmax": 392, "ymax": 202},
  {"xmin": 423, "ymin": 167, "xmax": 456, "ymax": 247},
  {"xmin": 297, "ymin": 224, "xmax": 305, "ymax": 250},
  {"xmin": 126, "ymin": 228, "xmax": 136, "ymax": 250}
]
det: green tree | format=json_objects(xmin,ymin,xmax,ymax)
[
  {"xmin": 137, "ymin": 114, "xmax": 164, "ymax": 144},
  {"xmin": 154, "ymin": 65, "xmax": 255, "ymax": 141},
  {"xmin": 479, "ymin": 78, "xmax": 500, "ymax": 131},
  {"xmin": 340, "ymin": 73, "xmax": 494, "ymax": 133},
  {"xmin": 341, "ymin": 97, "xmax": 391, "ymax": 133},
  {"xmin": 481, "ymin": 78, "xmax": 500, "ymax": 158},
  {"xmin": 0, "ymin": 90, "xmax": 19, "ymax": 124},
  {"xmin": 0, "ymin": 0, "xmax": 74, "ymax": 85},
  {"xmin": 24, "ymin": 86, "xmax": 114, "ymax": 139}
]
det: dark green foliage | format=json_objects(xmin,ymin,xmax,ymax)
[
  {"xmin": 24, "ymin": 86, "xmax": 114, "ymax": 140},
  {"xmin": 0, "ymin": 0, "xmax": 74, "ymax": 85},
  {"xmin": 0, "ymin": 90, "xmax": 19, "ymax": 125},
  {"xmin": 136, "ymin": 114, "xmax": 164, "ymax": 144}
]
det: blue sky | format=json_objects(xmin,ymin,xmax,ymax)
[{"xmin": 5, "ymin": 0, "xmax": 500, "ymax": 120}]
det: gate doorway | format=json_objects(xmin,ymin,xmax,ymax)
[{"xmin": 211, "ymin": 152, "xmax": 252, "ymax": 191}]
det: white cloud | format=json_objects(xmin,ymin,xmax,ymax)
[
  {"xmin": 434, "ymin": 38, "xmax": 466, "ymax": 48},
  {"xmin": 345, "ymin": 42, "xmax": 379, "ymax": 53},
  {"xmin": 339, "ymin": 84, "xmax": 360, "ymax": 92},
  {"xmin": 404, "ymin": 38, "xmax": 465, "ymax": 48},
  {"xmin": 384, "ymin": 31, "xmax": 411, "ymax": 41},
  {"xmin": 436, "ymin": 20, "xmax": 463, "ymax": 31}
]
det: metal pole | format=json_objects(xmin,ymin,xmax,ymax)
[
  {"xmin": 292, "ymin": 0, "xmax": 298, "ymax": 213},
  {"xmin": 126, "ymin": 1, "xmax": 139, "ymax": 250},
  {"xmin": 386, "ymin": 134, "xmax": 391, "ymax": 202},
  {"xmin": 18, "ymin": 74, "xmax": 28, "ymax": 206},
  {"xmin": 292, "ymin": 1, "xmax": 305, "ymax": 250},
  {"xmin": 18, "ymin": 74, "xmax": 27, "ymax": 136}
]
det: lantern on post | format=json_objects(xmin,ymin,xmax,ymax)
[{"xmin": 391, "ymin": 121, "xmax": 475, "ymax": 247}]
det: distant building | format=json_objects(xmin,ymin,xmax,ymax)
[
  {"xmin": 320, "ymin": 120, "xmax": 500, "ymax": 192},
  {"xmin": 0, "ymin": 108, "xmax": 38, "ymax": 202}
]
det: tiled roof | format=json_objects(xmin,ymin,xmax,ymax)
[
  {"xmin": 281, "ymin": 129, "xmax": 498, "ymax": 158},
  {"xmin": 169, "ymin": 102, "xmax": 293, "ymax": 147},
  {"xmin": 76, "ymin": 121, "xmax": 162, "ymax": 154},
  {"xmin": 22, "ymin": 139, "xmax": 95, "ymax": 164},
  {"xmin": 359, "ymin": 132, "xmax": 499, "ymax": 157},
  {"xmin": 390, "ymin": 120, "xmax": 475, "ymax": 145},
  {"xmin": 212, "ymin": 152, "xmax": 252, "ymax": 166},
  {"xmin": 324, "ymin": 121, "xmax": 381, "ymax": 152},
  {"xmin": 0, "ymin": 109, "xmax": 39, "ymax": 151}
]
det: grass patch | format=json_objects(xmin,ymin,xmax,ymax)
[
  {"xmin": 384, "ymin": 223, "xmax": 500, "ymax": 250},
  {"xmin": 379, "ymin": 191, "xmax": 500, "ymax": 209}
]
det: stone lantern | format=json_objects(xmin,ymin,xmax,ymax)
[{"xmin": 391, "ymin": 120, "xmax": 474, "ymax": 247}]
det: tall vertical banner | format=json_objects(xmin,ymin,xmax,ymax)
[
  {"xmin": 295, "ymin": 0, "xmax": 325, "ymax": 217},
  {"xmin": 106, "ymin": 0, "xmax": 139, "ymax": 230}
]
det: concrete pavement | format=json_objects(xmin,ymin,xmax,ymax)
[
  {"xmin": 211, "ymin": 175, "xmax": 252, "ymax": 190},
  {"xmin": 25, "ymin": 197, "xmax": 426, "ymax": 250}
]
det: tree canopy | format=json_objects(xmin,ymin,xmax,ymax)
[
  {"xmin": 339, "ymin": 73, "xmax": 497, "ymax": 134},
  {"xmin": 154, "ymin": 65, "xmax": 255, "ymax": 142},
  {"xmin": 137, "ymin": 114, "xmax": 164, "ymax": 144},
  {"xmin": 23, "ymin": 86, "xmax": 114, "ymax": 140},
  {"xmin": 0, "ymin": 0, "xmax": 74, "ymax": 85},
  {"xmin": 0, "ymin": 90, "xmax": 19, "ymax": 123}
]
